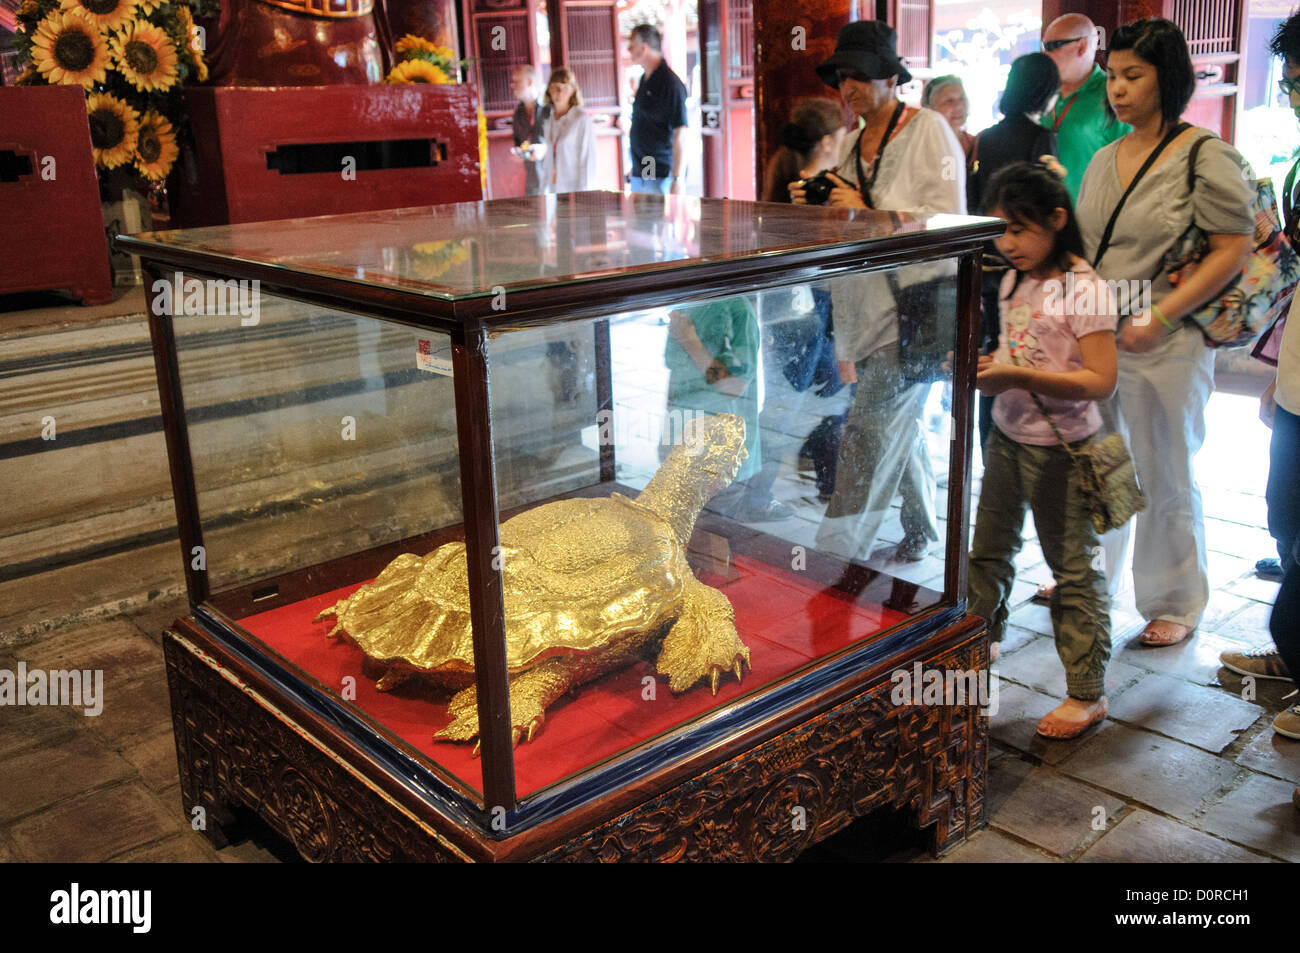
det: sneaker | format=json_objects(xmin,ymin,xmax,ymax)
[
  {"xmin": 1256, "ymin": 557, "xmax": 1285, "ymax": 581},
  {"xmin": 731, "ymin": 498, "xmax": 795, "ymax": 522},
  {"xmin": 1220, "ymin": 646, "xmax": 1291, "ymax": 682},
  {"xmin": 1274, "ymin": 704, "xmax": 1300, "ymax": 741},
  {"xmin": 895, "ymin": 533, "xmax": 929, "ymax": 562}
]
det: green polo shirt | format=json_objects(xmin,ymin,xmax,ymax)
[{"xmin": 1040, "ymin": 64, "xmax": 1131, "ymax": 202}]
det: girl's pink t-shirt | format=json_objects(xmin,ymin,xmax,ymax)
[{"xmin": 992, "ymin": 258, "xmax": 1118, "ymax": 446}]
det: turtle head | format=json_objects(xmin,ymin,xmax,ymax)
[{"xmin": 679, "ymin": 412, "xmax": 748, "ymax": 497}]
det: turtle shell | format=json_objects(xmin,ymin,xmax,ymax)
[{"xmin": 323, "ymin": 493, "xmax": 687, "ymax": 674}]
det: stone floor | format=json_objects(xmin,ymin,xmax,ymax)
[{"xmin": 1, "ymin": 287, "xmax": 1295, "ymax": 863}]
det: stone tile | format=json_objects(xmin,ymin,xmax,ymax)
[
  {"xmin": 1077, "ymin": 810, "xmax": 1269, "ymax": 863},
  {"xmin": 1113, "ymin": 629, "xmax": 1259, "ymax": 683},
  {"xmin": 1236, "ymin": 728, "xmax": 1300, "ymax": 782},
  {"xmin": 984, "ymin": 750, "xmax": 1036, "ymax": 820},
  {"xmin": 996, "ymin": 625, "xmax": 1041, "ymax": 658},
  {"xmin": 1204, "ymin": 518, "xmax": 1281, "ymax": 561},
  {"xmin": 85, "ymin": 671, "xmax": 173, "ymax": 746},
  {"xmin": 1200, "ymin": 590, "xmax": 1260, "ymax": 636},
  {"xmin": 9, "ymin": 781, "xmax": 184, "ymax": 863},
  {"xmin": 1058, "ymin": 724, "xmax": 1240, "ymax": 820},
  {"xmin": 998, "ymin": 635, "xmax": 1145, "ymax": 699},
  {"xmin": 1206, "ymin": 551, "xmax": 1255, "ymax": 590},
  {"xmin": 1226, "ymin": 575, "xmax": 1284, "ymax": 605},
  {"xmin": 1208, "ymin": 601, "xmax": 1276, "ymax": 645},
  {"xmin": 0, "ymin": 732, "xmax": 135, "ymax": 824},
  {"xmin": 1216, "ymin": 665, "xmax": 1297, "ymax": 712},
  {"xmin": 1201, "ymin": 489, "xmax": 1270, "ymax": 529},
  {"xmin": 1108, "ymin": 672, "xmax": 1263, "ymax": 753},
  {"xmin": 0, "ymin": 699, "xmax": 78, "ymax": 760},
  {"xmin": 934, "ymin": 828, "xmax": 1056, "ymax": 862},
  {"xmin": 990, "ymin": 682, "xmax": 1111, "ymax": 765},
  {"xmin": 121, "ymin": 595, "xmax": 189, "ymax": 645},
  {"xmin": 122, "ymin": 728, "xmax": 180, "ymax": 793},
  {"xmin": 0, "ymin": 833, "xmax": 22, "ymax": 862},
  {"xmin": 110, "ymin": 833, "xmax": 221, "ymax": 863},
  {"xmin": 987, "ymin": 767, "xmax": 1127, "ymax": 856},
  {"xmin": 1007, "ymin": 601, "xmax": 1054, "ymax": 637},
  {"xmin": 1200, "ymin": 773, "xmax": 1300, "ymax": 861},
  {"xmin": 19, "ymin": 619, "xmax": 165, "ymax": 691}
]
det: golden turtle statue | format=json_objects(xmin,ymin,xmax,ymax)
[{"xmin": 314, "ymin": 412, "xmax": 753, "ymax": 747}]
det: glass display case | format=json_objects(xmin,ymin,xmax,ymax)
[{"xmin": 121, "ymin": 191, "xmax": 1003, "ymax": 862}]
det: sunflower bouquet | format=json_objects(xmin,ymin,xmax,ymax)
[
  {"xmin": 14, "ymin": 0, "xmax": 218, "ymax": 182},
  {"xmin": 385, "ymin": 35, "xmax": 462, "ymax": 85}
]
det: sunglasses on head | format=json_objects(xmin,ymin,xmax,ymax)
[{"xmin": 1042, "ymin": 36, "xmax": 1087, "ymax": 52}]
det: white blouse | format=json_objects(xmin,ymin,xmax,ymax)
[{"xmin": 538, "ymin": 105, "xmax": 598, "ymax": 194}]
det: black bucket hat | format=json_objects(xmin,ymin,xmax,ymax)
[{"xmin": 816, "ymin": 21, "xmax": 913, "ymax": 88}]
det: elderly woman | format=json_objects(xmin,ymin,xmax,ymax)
[
  {"xmin": 1075, "ymin": 19, "xmax": 1254, "ymax": 646},
  {"xmin": 924, "ymin": 74, "xmax": 975, "ymax": 158},
  {"xmin": 791, "ymin": 21, "xmax": 966, "ymax": 564},
  {"xmin": 537, "ymin": 67, "xmax": 598, "ymax": 193}
]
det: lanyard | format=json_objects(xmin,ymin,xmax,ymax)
[
  {"xmin": 853, "ymin": 102, "xmax": 906, "ymax": 207},
  {"xmin": 1051, "ymin": 90, "xmax": 1080, "ymax": 132}
]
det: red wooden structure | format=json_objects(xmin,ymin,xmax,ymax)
[
  {"xmin": 166, "ymin": 84, "xmax": 483, "ymax": 229},
  {"xmin": 0, "ymin": 86, "xmax": 113, "ymax": 305}
]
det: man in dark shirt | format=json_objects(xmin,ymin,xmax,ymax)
[
  {"xmin": 626, "ymin": 24, "xmax": 688, "ymax": 194},
  {"xmin": 510, "ymin": 65, "xmax": 545, "ymax": 196}
]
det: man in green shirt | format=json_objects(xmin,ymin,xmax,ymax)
[{"xmin": 1039, "ymin": 13, "xmax": 1131, "ymax": 202}]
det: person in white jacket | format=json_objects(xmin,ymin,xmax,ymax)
[
  {"xmin": 538, "ymin": 67, "xmax": 599, "ymax": 194},
  {"xmin": 791, "ymin": 21, "xmax": 967, "ymax": 565}
]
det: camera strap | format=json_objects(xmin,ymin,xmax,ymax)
[{"xmin": 854, "ymin": 101, "xmax": 906, "ymax": 208}]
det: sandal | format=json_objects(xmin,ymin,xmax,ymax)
[
  {"xmin": 1139, "ymin": 620, "xmax": 1194, "ymax": 647},
  {"xmin": 1036, "ymin": 696, "xmax": 1108, "ymax": 740}
]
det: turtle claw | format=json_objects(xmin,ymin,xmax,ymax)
[
  {"xmin": 471, "ymin": 740, "xmax": 480, "ymax": 758},
  {"xmin": 711, "ymin": 668, "xmax": 720, "ymax": 695},
  {"xmin": 733, "ymin": 659, "xmax": 744, "ymax": 683}
]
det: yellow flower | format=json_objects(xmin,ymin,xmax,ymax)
[
  {"xmin": 15, "ymin": 64, "xmax": 41, "ymax": 85},
  {"xmin": 385, "ymin": 59, "xmax": 448, "ymax": 84},
  {"xmin": 395, "ymin": 34, "xmax": 438, "ymax": 55},
  {"xmin": 59, "ymin": 0, "xmax": 138, "ymax": 33},
  {"xmin": 134, "ymin": 109, "xmax": 178, "ymax": 180},
  {"xmin": 86, "ymin": 92, "xmax": 139, "ymax": 169},
  {"xmin": 17, "ymin": 0, "xmax": 42, "ymax": 18},
  {"xmin": 110, "ymin": 20, "xmax": 178, "ymax": 92},
  {"xmin": 30, "ymin": 8, "xmax": 110, "ymax": 90},
  {"xmin": 134, "ymin": 0, "xmax": 161, "ymax": 13},
  {"xmin": 195, "ymin": 54, "xmax": 208, "ymax": 82}
]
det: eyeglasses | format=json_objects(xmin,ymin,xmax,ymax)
[
  {"xmin": 835, "ymin": 68, "xmax": 873, "ymax": 85},
  {"xmin": 1042, "ymin": 36, "xmax": 1087, "ymax": 52},
  {"xmin": 1279, "ymin": 77, "xmax": 1300, "ymax": 97}
]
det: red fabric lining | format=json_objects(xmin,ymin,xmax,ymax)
[{"xmin": 237, "ymin": 553, "xmax": 907, "ymax": 797}]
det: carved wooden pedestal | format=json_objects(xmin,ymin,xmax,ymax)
[{"xmin": 165, "ymin": 615, "xmax": 987, "ymax": 862}]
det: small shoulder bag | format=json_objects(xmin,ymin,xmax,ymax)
[{"xmin": 1028, "ymin": 392, "xmax": 1146, "ymax": 535}]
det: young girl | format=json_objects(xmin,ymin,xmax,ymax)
[{"xmin": 969, "ymin": 161, "xmax": 1119, "ymax": 739}]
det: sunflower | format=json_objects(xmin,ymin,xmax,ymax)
[
  {"xmin": 59, "ymin": 0, "xmax": 138, "ymax": 32},
  {"xmin": 134, "ymin": 110, "xmax": 178, "ymax": 180},
  {"xmin": 174, "ymin": 3, "xmax": 197, "ymax": 54},
  {"xmin": 385, "ymin": 59, "xmax": 448, "ymax": 84},
  {"xmin": 86, "ymin": 92, "xmax": 139, "ymax": 169},
  {"xmin": 16, "ymin": 0, "xmax": 42, "ymax": 19},
  {"xmin": 30, "ymin": 9, "xmax": 110, "ymax": 90},
  {"xmin": 395, "ymin": 34, "xmax": 439, "ymax": 55},
  {"xmin": 110, "ymin": 20, "xmax": 178, "ymax": 92},
  {"xmin": 134, "ymin": 0, "xmax": 161, "ymax": 13}
]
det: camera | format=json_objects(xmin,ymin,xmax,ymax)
[{"xmin": 796, "ymin": 172, "xmax": 837, "ymax": 206}]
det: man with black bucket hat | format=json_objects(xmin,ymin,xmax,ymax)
[{"xmin": 792, "ymin": 20, "xmax": 967, "ymax": 566}]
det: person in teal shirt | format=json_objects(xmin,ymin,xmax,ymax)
[
  {"xmin": 664, "ymin": 296, "xmax": 794, "ymax": 522},
  {"xmin": 1039, "ymin": 13, "xmax": 1131, "ymax": 201}
]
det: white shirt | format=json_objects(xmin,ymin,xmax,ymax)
[
  {"xmin": 538, "ymin": 106, "xmax": 598, "ymax": 194},
  {"xmin": 831, "ymin": 107, "xmax": 967, "ymax": 362}
]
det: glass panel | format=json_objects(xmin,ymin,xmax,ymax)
[
  {"xmin": 478, "ymin": 258, "xmax": 961, "ymax": 798},
  {"xmin": 123, "ymin": 194, "xmax": 980, "ymax": 302},
  {"xmin": 168, "ymin": 284, "xmax": 491, "ymax": 802}
]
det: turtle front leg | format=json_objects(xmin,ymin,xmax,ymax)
[
  {"xmin": 435, "ymin": 662, "xmax": 573, "ymax": 751},
  {"xmin": 656, "ymin": 574, "xmax": 750, "ymax": 695}
]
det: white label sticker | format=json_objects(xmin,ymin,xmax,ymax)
[{"xmin": 417, "ymin": 339, "xmax": 453, "ymax": 376}]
